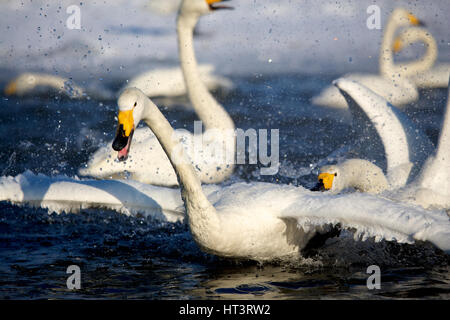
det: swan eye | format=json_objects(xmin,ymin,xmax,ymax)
[
  {"xmin": 334, "ymin": 173, "xmax": 337, "ymax": 177},
  {"xmin": 133, "ymin": 102, "xmax": 137, "ymax": 107}
]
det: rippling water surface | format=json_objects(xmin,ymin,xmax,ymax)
[{"xmin": 0, "ymin": 74, "xmax": 449, "ymax": 299}]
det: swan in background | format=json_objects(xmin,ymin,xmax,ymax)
[
  {"xmin": 3, "ymin": 72, "xmax": 114, "ymax": 100},
  {"xmin": 393, "ymin": 27, "xmax": 450, "ymax": 89},
  {"xmin": 122, "ymin": 64, "xmax": 233, "ymax": 99},
  {"xmin": 108, "ymin": 86, "xmax": 450, "ymax": 259},
  {"xmin": 316, "ymin": 77, "xmax": 450, "ymax": 210},
  {"xmin": 79, "ymin": 0, "xmax": 236, "ymax": 186},
  {"xmin": 312, "ymin": 8, "xmax": 433, "ymax": 111}
]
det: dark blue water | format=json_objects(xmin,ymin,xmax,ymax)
[{"xmin": 0, "ymin": 74, "xmax": 449, "ymax": 299}]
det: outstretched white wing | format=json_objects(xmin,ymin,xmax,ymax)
[
  {"xmin": 278, "ymin": 188, "xmax": 450, "ymax": 254},
  {"xmin": 0, "ymin": 171, "xmax": 187, "ymax": 222}
]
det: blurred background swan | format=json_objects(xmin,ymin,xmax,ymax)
[
  {"xmin": 3, "ymin": 72, "xmax": 113, "ymax": 100},
  {"xmin": 312, "ymin": 8, "xmax": 434, "ymax": 111},
  {"xmin": 121, "ymin": 64, "xmax": 233, "ymax": 98}
]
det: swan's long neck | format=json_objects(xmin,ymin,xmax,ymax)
[
  {"xmin": 141, "ymin": 97, "xmax": 222, "ymax": 250},
  {"xmin": 380, "ymin": 23, "xmax": 437, "ymax": 78},
  {"xmin": 379, "ymin": 16, "xmax": 399, "ymax": 76},
  {"xmin": 177, "ymin": 13, "xmax": 234, "ymax": 132}
]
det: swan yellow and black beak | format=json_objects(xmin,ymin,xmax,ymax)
[
  {"xmin": 311, "ymin": 172, "xmax": 335, "ymax": 192},
  {"xmin": 112, "ymin": 109, "xmax": 135, "ymax": 161},
  {"xmin": 407, "ymin": 13, "xmax": 425, "ymax": 27},
  {"xmin": 4, "ymin": 81, "xmax": 17, "ymax": 95},
  {"xmin": 206, "ymin": 0, "xmax": 233, "ymax": 11}
]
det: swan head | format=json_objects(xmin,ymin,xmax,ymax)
[
  {"xmin": 179, "ymin": 0, "xmax": 232, "ymax": 18},
  {"xmin": 112, "ymin": 88, "xmax": 148, "ymax": 161},
  {"xmin": 311, "ymin": 165, "xmax": 340, "ymax": 193},
  {"xmin": 390, "ymin": 8, "xmax": 424, "ymax": 29},
  {"xmin": 313, "ymin": 159, "xmax": 389, "ymax": 194},
  {"xmin": 4, "ymin": 73, "xmax": 38, "ymax": 96}
]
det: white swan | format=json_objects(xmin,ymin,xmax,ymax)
[
  {"xmin": 107, "ymin": 87, "xmax": 450, "ymax": 259},
  {"xmin": 312, "ymin": 8, "xmax": 434, "ymax": 111},
  {"xmin": 4, "ymin": 72, "xmax": 114, "ymax": 100},
  {"xmin": 393, "ymin": 27, "xmax": 450, "ymax": 89},
  {"xmin": 317, "ymin": 77, "xmax": 450, "ymax": 210},
  {"xmin": 122, "ymin": 64, "xmax": 233, "ymax": 98},
  {"xmin": 79, "ymin": 0, "xmax": 236, "ymax": 186}
]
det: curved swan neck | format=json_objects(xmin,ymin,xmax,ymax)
[
  {"xmin": 140, "ymin": 97, "xmax": 221, "ymax": 244},
  {"xmin": 380, "ymin": 22, "xmax": 437, "ymax": 78},
  {"xmin": 141, "ymin": 97, "xmax": 204, "ymax": 198},
  {"xmin": 379, "ymin": 16, "xmax": 398, "ymax": 76},
  {"xmin": 392, "ymin": 28, "xmax": 437, "ymax": 77},
  {"xmin": 176, "ymin": 14, "xmax": 234, "ymax": 132}
]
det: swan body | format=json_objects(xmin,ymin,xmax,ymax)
[
  {"xmin": 312, "ymin": 8, "xmax": 433, "ymax": 111},
  {"xmin": 122, "ymin": 64, "xmax": 233, "ymax": 98},
  {"xmin": 319, "ymin": 77, "xmax": 450, "ymax": 210},
  {"xmin": 80, "ymin": 0, "xmax": 235, "ymax": 186},
  {"xmin": 108, "ymin": 77, "xmax": 450, "ymax": 259},
  {"xmin": 4, "ymin": 72, "xmax": 114, "ymax": 100}
]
